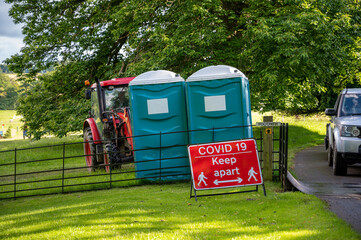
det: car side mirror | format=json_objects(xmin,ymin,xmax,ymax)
[
  {"xmin": 325, "ymin": 108, "xmax": 336, "ymax": 116},
  {"xmin": 85, "ymin": 88, "xmax": 91, "ymax": 99}
]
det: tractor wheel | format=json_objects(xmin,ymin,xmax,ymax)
[
  {"xmin": 333, "ymin": 145, "xmax": 347, "ymax": 176},
  {"xmin": 327, "ymin": 144, "xmax": 333, "ymax": 167},
  {"xmin": 83, "ymin": 127, "xmax": 99, "ymax": 172},
  {"xmin": 104, "ymin": 143, "xmax": 123, "ymax": 172}
]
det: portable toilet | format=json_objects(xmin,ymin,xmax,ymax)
[
  {"xmin": 186, "ymin": 65, "xmax": 252, "ymax": 144},
  {"xmin": 129, "ymin": 70, "xmax": 190, "ymax": 181}
]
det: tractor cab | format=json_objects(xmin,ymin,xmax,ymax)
[{"xmin": 83, "ymin": 77, "xmax": 135, "ymax": 172}]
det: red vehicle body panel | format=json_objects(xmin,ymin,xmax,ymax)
[
  {"xmin": 90, "ymin": 77, "xmax": 135, "ymax": 88},
  {"xmin": 83, "ymin": 118, "xmax": 102, "ymax": 144}
]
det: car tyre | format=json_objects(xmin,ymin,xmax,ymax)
[
  {"xmin": 333, "ymin": 145, "xmax": 347, "ymax": 176},
  {"xmin": 327, "ymin": 144, "xmax": 333, "ymax": 167}
]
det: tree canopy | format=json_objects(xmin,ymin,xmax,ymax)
[
  {"xmin": 0, "ymin": 72, "xmax": 20, "ymax": 110},
  {"xmin": 4, "ymin": 0, "xmax": 361, "ymax": 138}
]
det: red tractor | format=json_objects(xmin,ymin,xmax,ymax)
[{"xmin": 83, "ymin": 77, "xmax": 135, "ymax": 172}]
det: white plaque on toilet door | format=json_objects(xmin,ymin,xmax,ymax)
[
  {"xmin": 204, "ymin": 95, "xmax": 226, "ymax": 112},
  {"xmin": 147, "ymin": 98, "xmax": 169, "ymax": 115}
]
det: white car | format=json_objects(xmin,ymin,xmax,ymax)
[{"xmin": 325, "ymin": 88, "xmax": 361, "ymax": 175}]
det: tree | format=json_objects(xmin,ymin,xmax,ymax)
[
  {"xmin": 16, "ymin": 64, "xmax": 89, "ymax": 139},
  {"xmin": 3, "ymin": 126, "xmax": 12, "ymax": 139},
  {"xmin": 240, "ymin": 0, "xmax": 361, "ymax": 112},
  {"xmin": 0, "ymin": 72, "xmax": 20, "ymax": 110},
  {"xmin": 6, "ymin": 0, "xmax": 136, "ymax": 138},
  {"xmin": 0, "ymin": 65, "xmax": 11, "ymax": 73},
  {"xmin": 4, "ymin": 0, "xmax": 361, "ymax": 138},
  {"xmin": 122, "ymin": 0, "xmax": 361, "ymax": 112}
]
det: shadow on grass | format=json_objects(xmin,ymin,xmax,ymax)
[{"xmin": 0, "ymin": 182, "xmax": 358, "ymax": 240}]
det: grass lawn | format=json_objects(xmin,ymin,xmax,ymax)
[
  {"xmin": 253, "ymin": 112, "xmax": 328, "ymax": 171},
  {"xmin": 1, "ymin": 111, "xmax": 360, "ymax": 239},
  {"xmin": 0, "ymin": 110, "xmax": 23, "ymax": 139},
  {"xmin": 1, "ymin": 182, "xmax": 360, "ymax": 240}
]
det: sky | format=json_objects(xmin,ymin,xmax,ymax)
[{"xmin": 0, "ymin": 0, "xmax": 24, "ymax": 64}]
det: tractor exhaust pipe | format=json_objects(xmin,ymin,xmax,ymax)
[{"xmin": 95, "ymin": 77, "xmax": 105, "ymax": 119}]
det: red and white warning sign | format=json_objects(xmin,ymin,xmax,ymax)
[{"xmin": 188, "ymin": 139, "xmax": 263, "ymax": 190}]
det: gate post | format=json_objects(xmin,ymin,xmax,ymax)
[
  {"xmin": 262, "ymin": 116, "xmax": 273, "ymax": 181},
  {"xmin": 14, "ymin": 148, "xmax": 17, "ymax": 200}
]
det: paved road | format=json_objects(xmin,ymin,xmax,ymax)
[{"xmin": 293, "ymin": 145, "xmax": 361, "ymax": 234}]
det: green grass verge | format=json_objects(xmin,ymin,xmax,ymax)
[
  {"xmin": 0, "ymin": 135, "xmax": 140, "ymax": 199},
  {"xmin": 1, "ymin": 111, "xmax": 360, "ymax": 239},
  {"xmin": 253, "ymin": 112, "xmax": 328, "ymax": 170},
  {"xmin": 0, "ymin": 110, "xmax": 23, "ymax": 139},
  {"xmin": 1, "ymin": 182, "xmax": 360, "ymax": 240}
]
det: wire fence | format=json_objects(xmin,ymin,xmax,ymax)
[{"xmin": 0, "ymin": 124, "xmax": 288, "ymax": 200}]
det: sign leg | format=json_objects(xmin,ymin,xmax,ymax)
[
  {"xmin": 262, "ymin": 184, "xmax": 267, "ymax": 196},
  {"xmin": 190, "ymin": 181, "xmax": 198, "ymax": 202},
  {"xmin": 190, "ymin": 181, "xmax": 193, "ymax": 199}
]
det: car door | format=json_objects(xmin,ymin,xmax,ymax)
[{"xmin": 329, "ymin": 93, "xmax": 342, "ymax": 146}]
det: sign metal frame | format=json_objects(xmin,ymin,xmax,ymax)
[{"xmin": 188, "ymin": 139, "xmax": 266, "ymax": 201}]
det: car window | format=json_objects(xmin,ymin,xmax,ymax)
[{"xmin": 340, "ymin": 94, "xmax": 361, "ymax": 116}]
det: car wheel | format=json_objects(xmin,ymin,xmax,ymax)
[
  {"xmin": 327, "ymin": 144, "xmax": 333, "ymax": 167},
  {"xmin": 333, "ymin": 145, "xmax": 347, "ymax": 176}
]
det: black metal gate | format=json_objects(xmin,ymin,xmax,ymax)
[{"xmin": 0, "ymin": 124, "xmax": 288, "ymax": 200}]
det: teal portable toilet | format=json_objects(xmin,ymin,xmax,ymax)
[
  {"xmin": 129, "ymin": 70, "xmax": 190, "ymax": 180},
  {"xmin": 186, "ymin": 65, "xmax": 252, "ymax": 144}
]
